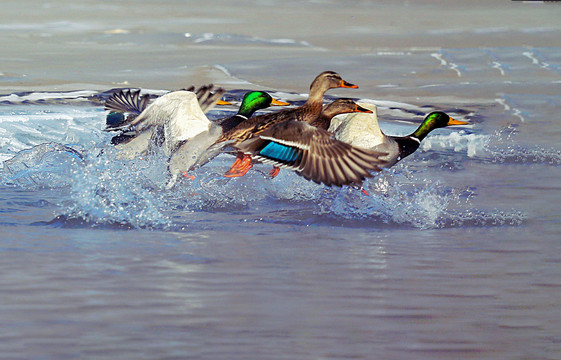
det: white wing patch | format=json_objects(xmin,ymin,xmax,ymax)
[{"xmin": 259, "ymin": 136, "xmax": 311, "ymax": 151}]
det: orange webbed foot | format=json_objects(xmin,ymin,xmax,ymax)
[
  {"xmin": 224, "ymin": 153, "xmax": 253, "ymax": 178},
  {"xmin": 181, "ymin": 171, "xmax": 196, "ymax": 180},
  {"xmin": 269, "ymin": 166, "xmax": 280, "ymax": 178}
]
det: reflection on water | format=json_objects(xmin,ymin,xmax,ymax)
[{"xmin": 1, "ymin": 221, "xmax": 560, "ymax": 359}]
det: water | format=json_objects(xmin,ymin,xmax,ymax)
[{"xmin": 1, "ymin": 1, "xmax": 561, "ymax": 359}]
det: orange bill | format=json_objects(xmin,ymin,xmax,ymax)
[
  {"xmin": 447, "ymin": 117, "xmax": 469, "ymax": 126},
  {"xmin": 271, "ymin": 98, "xmax": 290, "ymax": 106},
  {"xmin": 217, "ymin": 100, "xmax": 232, "ymax": 105},
  {"xmin": 340, "ymin": 80, "xmax": 358, "ymax": 89},
  {"xmin": 355, "ymin": 104, "xmax": 373, "ymax": 113}
]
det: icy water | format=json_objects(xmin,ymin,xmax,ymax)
[{"xmin": 1, "ymin": 1, "xmax": 561, "ymax": 359}]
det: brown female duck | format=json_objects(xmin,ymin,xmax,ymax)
[
  {"xmin": 225, "ymin": 98, "xmax": 375, "ymax": 179},
  {"xmin": 267, "ymin": 98, "xmax": 374, "ymax": 178},
  {"xmin": 234, "ymin": 118, "xmax": 388, "ymax": 187},
  {"xmin": 220, "ymin": 71, "xmax": 359, "ymax": 177}
]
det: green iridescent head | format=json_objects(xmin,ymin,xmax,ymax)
[
  {"xmin": 237, "ymin": 91, "xmax": 288, "ymax": 117},
  {"xmin": 411, "ymin": 111, "xmax": 468, "ymax": 140}
]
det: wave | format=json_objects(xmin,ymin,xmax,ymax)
[{"xmin": 184, "ymin": 32, "xmax": 312, "ymax": 47}]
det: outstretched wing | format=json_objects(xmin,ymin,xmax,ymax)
[
  {"xmin": 104, "ymin": 89, "xmax": 150, "ymax": 130},
  {"xmin": 182, "ymin": 84, "xmax": 226, "ymax": 113},
  {"xmin": 236, "ymin": 121, "xmax": 388, "ymax": 187},
  {"xmin": 104, "ymin": 85, "xmax": 225, "ymax": 131}
]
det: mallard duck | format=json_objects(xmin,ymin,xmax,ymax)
[
  {"xmin": 166, "ymin": 91, "xmax": 289, "ymax": 187},
  {"xmin": 104, "ymin": 88, "xmax": 289, "ymax": 187},
  {"xmin": 329, "ymin": 103, "xmax": 468, "ymax": 167},
  {"xmin": 221, "ymin": 71, "xmax": 359, "ymax": 177},
  {"xmin": 309, "ymin": 98, "xmax": 373, "ymax": 130},
  {"xmin": 104, "ymin": 84, "xmax": 228, "ymax": 134},
  {"xmin": 234, "ymin": 119, "xmax": 388, "ymax": 187},
  {"xmin": 104, "ymin": 90, "xmax": 222, "ymax": 160},
  {"xmin": 264, "ymin": 98, "xmax": 375, "ymax": 178},
  {"xmin": 103, "ymin": 85, "xmax": 227, "ymax": 159}
]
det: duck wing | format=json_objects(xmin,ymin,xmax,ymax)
[
  {"xmin": 183, "ymin": 84, "xmax": 226, "ymax": 113},
  {"xmin": 236, "ymin": 121, "xmax": 388, "ymax": 187},
  {"xmin": 104, "ymin": 89, "xmax": 150, "ymax": 130},
  {"xmin": 104, "ymin": 85, "xmax": 225, "ymax": 131}
]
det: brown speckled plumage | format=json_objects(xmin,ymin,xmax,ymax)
[
  {"xmin": 236, "ymin": 120, "xmax": 387, "ymax": 187},
  {"xmin": 216, "ymin": 71, "xmax": 357, "ymax": 144},
  {"xmin": 309, "ymin": 98, "xmax": 372, "ymax": 130}
]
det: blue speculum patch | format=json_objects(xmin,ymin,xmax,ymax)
[{"xmin": 260, "ymin": 142, "xmax": 299, "ymax": 162}]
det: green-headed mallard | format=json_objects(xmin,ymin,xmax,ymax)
[
  {"xmin": 104, "ymin": 88, "xmax": 288, "ymax": 188},
  {"xmin": 220, "ymin": 71, "xmax": 359, "ymax": 177},
  {"xmin": 166, "ymin": 91, "xmax": 289, "ymax": 187},
  {"xmin": 330, "ymin": 104, "xmax": 469, "ymax": 167}
]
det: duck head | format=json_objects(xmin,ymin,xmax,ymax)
[
  {"xmin": 311, "ymin": 71, "xmax": 358, "ymax": 90},
  {"xmin": 307, "ymin": 71, "xmax": 358, "ymax": 103},
  {"xmin": 411, "ymin": 111, "xmax": 468, "ymax": 141},
  {"xmin": 322, "ymin": 98, "xmax": 372, "ymax": 120},
  {"xmin": 238, "ymin": 91, "xmax": 289, "ymax": 118}
]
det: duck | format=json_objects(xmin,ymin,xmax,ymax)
[
  {"xmin": 104, "ymin": 85, "xmax": 229, "ymax": 131},
  {"xmin": 220, "ymin": 70, "xmax": 359, "ymax": 177},
  {"xmin": 104, "ymin": 88, "xmax": 288, "ymax": 188},
  {"xmin": 104, "ymin": 85, "xmax": 227, "ymax": 157},
  {"xmin": 166, "ymin": 90, "xmax": 289, "ymax": 187},
  {"xmin": 239, "ymin": 98, "xmax": 377, "ymax": 178},
  {"xmin": 329, "ymin": 103, "xmax": 469, "ymax": 167},
  {"xmin": 309, "ymin": 98, "xmax": 373, "ymax": 130},
  {"xmin": 105, "ymin": 90, "xmax": 222, "ymax": 160},
  {"xmin": 234, "ymin": 118, "xmax": 388, "ymax": 187}
]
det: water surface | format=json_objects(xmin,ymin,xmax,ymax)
[{"xmin": 1, "ymin": 1, "xmax": 561, "ymax": 359}]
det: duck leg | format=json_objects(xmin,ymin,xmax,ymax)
[
  {"xmin": 269, "ymin": 166, "xmax": 281, "ymax": 178},
  {"xmin": 181, "ymin": 171, "xmax": 196, "ymax": 180},
  {"xmin": 224, "ymin": 152, "xmax": 253, "ymax": 177}
]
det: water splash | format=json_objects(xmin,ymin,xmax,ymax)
[
  {"xmin": 1, "ymin": 143, "xmax": 172, "ymax": 229},
  {"xmin": 321, "ymin": 172, "xmax": 451, "ymax": 229},
  {"xmin": 420, "ymin": 128, "xmax": 561, "ymax": 166},
  {"xmin": 2, "ymin": 142, "xmax": 529, "ymax": 230},
  {"xmin": 317, "ymin": 169, "xmax": 526, "ymax": 229},
  {"xmin": 1, "ymin": 142, "xmax": 84, "ymax": 189},
  {"xmin": 0, "ymin": 96, "xmax": 536, "ymax": 230},
  {"xmin": 421, "ymin": 130, "xmax": 491, "ymax": 158},
  {"xmin": 61, "ymin": 147, "xmax": 173, "ymax": 229}
]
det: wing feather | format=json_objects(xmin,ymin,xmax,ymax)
[{"xmin": 236, "ymin": 120, "xmax": 387, "ymax": 186}]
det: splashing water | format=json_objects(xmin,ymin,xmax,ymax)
[{"xmin": 0, "ymin": 95, "xmax": 534, "ymax": 230}]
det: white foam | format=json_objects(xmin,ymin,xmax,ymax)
[
  {"xmin": 0, "ymin": 96, "xmax": 532, "ymax": 229},
  {"xmin": 189, "ymin": 32, "xmax": 311, "ymax": 47},
  {"xmin": 421, "ymin": 131, "xmax": 491, "ymax": 158},
  {"xmin": 0, "ymin": 90, "xmax": 97, "ymax": 103}
]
